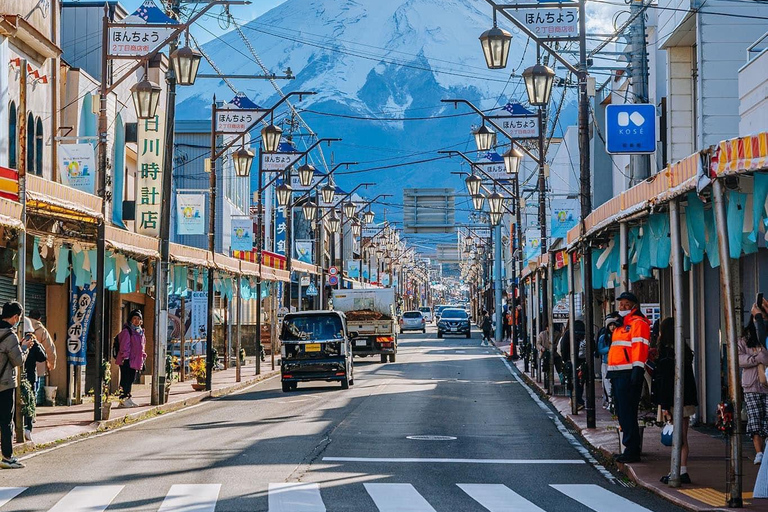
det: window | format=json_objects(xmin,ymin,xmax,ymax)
[
  {"xmin": 8, "ymin": 102, "xmax": 16, "ymax": 169},
  {"xmin": 26, "ymin": 113, "xmax": 34, "ymax": 173},
  {"xmin": 34, "ymin": 117, "xmax": 43, "ymax": 176}
]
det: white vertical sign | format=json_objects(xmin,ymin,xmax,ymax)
[{"xmin": 136, "ymin": 114, "xmax": 166, "ymax": 236}]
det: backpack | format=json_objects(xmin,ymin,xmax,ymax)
[{"xmin": 112, "ymin": 332, "xmax": 121, "ymax": 360}]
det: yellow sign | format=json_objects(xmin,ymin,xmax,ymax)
[{"xmin": 304, "ymin": 344, "xmax": 321, "ymax": 353}]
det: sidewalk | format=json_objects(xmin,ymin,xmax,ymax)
[
  {"xmin": 16, "ymin": 362, "xmax": 280, "ymax": 455},
  {"xmin": 494, "ymin": 339, "xmax": 765, "ymax": 511}
]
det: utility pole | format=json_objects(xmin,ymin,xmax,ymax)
[
  {"xmin": 16, "ymin": 59, "xmax": 27, "ymax": 442},
  {"xmin": 629, "ymin": 0, "xmax": 650, "ymax": 184}
]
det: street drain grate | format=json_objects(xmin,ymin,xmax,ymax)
[{"xmin": 406, "ymin": 435, "xmax": 457, "ymax": 441}]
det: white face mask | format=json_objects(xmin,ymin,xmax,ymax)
[{"xmin": 618, "ymin": 309, "xmax": 631, "ymax": 317}]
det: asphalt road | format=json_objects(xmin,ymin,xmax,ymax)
[{"xmin": 0, "ymin": 326, "xmax": 687, "ymax": 511}]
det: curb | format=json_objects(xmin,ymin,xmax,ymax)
[{"xmin": 15, "ymin": 369, "xmax": 280, "ymax": 456}]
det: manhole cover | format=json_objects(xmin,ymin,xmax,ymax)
[{"xmin": 406, "ymin": 435, "xmax": 457, "ymax": 441}]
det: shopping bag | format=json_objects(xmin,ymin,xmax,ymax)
[{"xmin": 661, "ymin": 422, "xmax": 674, "ymax": 447}]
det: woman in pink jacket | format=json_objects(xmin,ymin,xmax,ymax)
[
  {"xmin": 739, "ymin": 302, "xmax": 768, "ymax": 465},
  {"xmin": 115, "ymin": 310, "xmax": 146, "ymax": 408}
]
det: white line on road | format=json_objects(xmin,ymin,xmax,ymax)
[
  {"xmin": 323, "ymin": 457, "xmax": 585, "ymax": 464},
  {"xmin": 0, "ymin": 488, "xmax": 26, "ymax": 507},
  {"xmin": 551, "ymin": 484, "xmax": 653, "ymax": 512},
  {"xmin": 457, "ymin": 484, "xmax": 546, "ymax": 512},
  {"xmin": 268, "ymin": 483, "xmax": 326, "ymax": 512},
  {"xmin": 158, "ymin": 484, "xmax": 221, "ymax": 512},
  {"xmin": 47, "ymin": 485, "xmax": 124, "ymax": 512},
  {"xmin": 364, "ymin": 483, "xmax": 437, "ymax": 512}
]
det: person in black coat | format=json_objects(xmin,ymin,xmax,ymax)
[
  {"xmin": 652, "ymin": 317, "xmax": 698, "ymax": 485},
  {"xmin": 23, "ymin": 334, "xmax": 46, "ymax": 441}
]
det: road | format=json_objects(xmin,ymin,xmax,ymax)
[{"xmin": 0, "ymin": 327, "xmax": 686, "ymax": 511}]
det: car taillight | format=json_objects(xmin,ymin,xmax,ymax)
[
  {"xmin": 283, "ymin": 374, "xmax": 293, "ymax": 378},
  {"xmin": 376, "ymin": 336, "xmax": 394, "ymax": 342}
]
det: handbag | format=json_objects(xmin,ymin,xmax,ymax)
[{"xmin": 661, "ymin": 422, "xmax": 674, "ymax": 447}]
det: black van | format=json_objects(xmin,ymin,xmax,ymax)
[{"xmin": 280, "ymin": 311, "xmax": 354, "ymax": 392}]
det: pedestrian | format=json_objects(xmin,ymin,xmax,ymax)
[
  {"xmin": 22, "ymin": 328, "xmax": 46, "ymax": 443},
  {"xmin": 480, "ymin": 310, "xmax": 492, "ymax": 346},
  {"xmin": 115, "ymin": 310, "xmax": 147, "ymax": 408},
  {"xmin": 739, "ymin": 299, "xmax": 768, "ymax": 466},
  {"xmin": 27, "ymin": 310, "xmax": 55, "ymax": 406},
  {"xmin": 0, "ymin": 301, "xmax": 33, "ymax": 469},
  {"xmin": 608, "ymin": 291, "xmax": 651, "ymax": 464},
  {"xmin": 574, "ymin": 320, "xmax": 587, "ymax": 411},
  {"xmin": 598, "ymin": 313, "xmax": 622, "ymax": 409},
  {"xmin": 652, "ymin": 317, "xmax": 698, "ymax": 484},
  {"xmin": 503, "ymin": 310, "xmax": 512, "ymax": 342}
]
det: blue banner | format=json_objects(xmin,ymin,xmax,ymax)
[
  {"xmin": 231, "ymin": 217, "xmax": 253, "ymax": 252},
  {"xmin": 67, "ymin": 281, "xmax": 96, "ymax": 366},
  {"xmin": 275, "ymin": 181, "xmax": 287, "ymax": 256}
]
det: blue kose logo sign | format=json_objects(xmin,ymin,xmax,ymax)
[{"xmin": 605, "ymin": 104, "xmax": 657, "ymax": 155}]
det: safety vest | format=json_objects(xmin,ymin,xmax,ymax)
[{"xmin": 607, "ymin": 311, "xmax": 651, "ymax": 373}]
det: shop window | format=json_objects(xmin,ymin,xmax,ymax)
[
  {"xmin": 8, "ymin": 102, "xmax": 16, "ymax": 169},
  {"xmin": 34, "ymin": 117, "xmax": 43, "ymax": 176}
]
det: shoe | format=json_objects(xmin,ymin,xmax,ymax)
[
  {"xmin": 660, "ymin": 473, "xmax": 691, "ymax": 485},
  {"xmin": 756, "ymin": 452, "xmax": 764, "ymax": 465},
  {"xmin": 123, "ymin": 398, "xmax": 139, "ymax": 408},
  {"xmin": 23, "ymin": 429, "xmax": 32, "ymax": 442},
  {"xmin": 615, "ymin": 453, "xmax": 641, "ymax": 464},
  {"xmin": 117, "ymin": 400, "xmax": 127, "ymax": 409},
  {"xmin": 577, "ymin": 404, "xmax": 585, "ymax": 412},
  {"xmin": 0, "ymin": 457, "xmax": 25, "ymax": 469}
]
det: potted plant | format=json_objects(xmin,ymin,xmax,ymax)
[
  {"xmin": 164, "ymin": 354, "xmax": 175, "ymax": 402},
  {"xmin": 101, "ymin": 360, "xmax": 112, "ymax": 420},
  {"xmin": 189, "ymin": 356, "xmax": 206, "ymax": 391}
]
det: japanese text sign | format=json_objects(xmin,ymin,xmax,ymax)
[
  {"xmin": 513, "ymin": 8, "xmax": 578, "ymax": 38},
  {"xmin": 137, "ymin": 114, "xmax": 165, "ymax": 236}
]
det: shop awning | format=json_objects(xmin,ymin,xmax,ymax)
[
  {"xmin": 169, "ymin": 243, "xmax": 211, "ymax": 268},
  {"xmin": 0, "ymin": 197, "xmax": 23, "ymax": 230},
  {"xmin": 239, "ymin": 260, "xmax": 260, "ymax": 278},
  {"xmin": 26, "ymin": 175, "xmax": 102, "ymax": 223},
  {"xmin": 291, "ymin": 260, "xmax": 320, "ymax": 275},
  {"xmin": 105, "ymin": 226, "xmax": 159, "ymax": 259},
  {"xmin": 213, "ymin": 253, "xmax": 241, "ymax": 275}
]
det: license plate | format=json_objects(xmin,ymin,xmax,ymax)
[
  {"xmin": 305, "ymin": 344, "xmax": 321, "ymax": 352},
  {"xmin": 355, "ymin": 340, "xmax": 367, "ymax": 347},
  {"xmin": 451, "ymin": 328, "xmax": 457, "ymax": 332}
]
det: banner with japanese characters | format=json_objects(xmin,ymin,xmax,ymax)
[
  {"xmin": 347, "ymin": 260, "xmax": 361, "ymax": 279},
  {"xmin": 108, "ymin": 0, "xmax": 178, "ymax": 57},
  {"xmin": 514, "ymin": 8, "xmax": 578, "ymax": 39},
  {"xmin": 231, "ymin": 217, "xmax": 254, "ymax": 252},
  {"xmin": 190, "ymin": 291, "xmax": 208, "ymax": 340},
  {"xmin": 274, "ymin": 186, "xmax": 288, "ymax": 255},
  {"xmin": 58, "ymin": 144, "xmax": 96, "ymax": 194},
  {"xmin": 176, "ymin": 193, "xmax": 205, "ymax": 235},
  {"xmin": 67, "ymin": 281, "xmax": 96, "ymax": 366},
  {"xmin": 136, "ymin": 114, "xmax": 165, "ymax": 236},
  {"xmin": 214, "ymin": 108, "xmax": 265, "ymax": 133}
]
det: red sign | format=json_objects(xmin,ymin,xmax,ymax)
[
  {"xmin": 328, "ymin": 266, "xmax": 338, "ymax": 276},
  {"xmin": 0, "ymin": 166, "xmax": 20, "ymax": 202}
]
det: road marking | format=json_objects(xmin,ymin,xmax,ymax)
[
  {"xmin": 158, "ymin": 484, "xmax": 220, "ymax": 512},
  {"xmin": 0, "ymin": 488, "xmax": 26, "ymax": 507},
  {"xmin": 551, "ymin": 484, "xmax": 653, "ymax": 512},
  {"xmin": 496, "ymin": 353, "xmax": 617, "ymax": 484},
  {"xmin": 406, "ymin": 435, "xmax": 457, "ymax": 441},
  {"xmin": 364, "ymin": 483, "xmax": 436, "ymax": 512},
  {"xmin": 458, "ymin": 484, "xmax": 546, "ymax": 512},
  {"xmin": 48, "ymin": 485, "xmax": 124, "ymax": 512},
  {"xmin": 323, "ymin": 457, "xmax": 584, "ymax": 464},
  {"xmin": 269, "ymin": 483, "xmax": 326, "ymax": 512}
]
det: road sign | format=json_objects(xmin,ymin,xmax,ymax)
[
  {"xmin": 261, "ymin": 152, "xmax": 303, "ymax": 171},
  {"xmin": 512, "ymin": 8, "xmax": 578, "ymax": 39},
  {"xmin": 306, "ymin": 282, "xmax": 318, "ymax": 296},
  {"xmin": 328, "ymin": 275, "xmax": 339, "ymax": 286},
  {"xmin": 605, "ymin": 104, "xmax": 657, "ymax": 154},
  {"xmin": 215, "ymin": 108, "xmax": 267, "ymax": 133},
  {"xmin": 475, "ymin": 152, "xmax": 510, "ymax": 183},
  {"xmin": 487, "ymin": 103, "xmax": 539, "ymax": 139},
  {"xmin": 328, "ymin": 266, "xmax": 339, "ymax": 276}
]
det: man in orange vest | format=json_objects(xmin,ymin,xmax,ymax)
[{"xmin": 607, "ymin": 292, "xmax": 651, "ymax": 463}]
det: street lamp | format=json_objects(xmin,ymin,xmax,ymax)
[
  {"xmin": 321, "ymin": 183, "xmax": 336, "ymax": 204},
  {"xmin": 522, "ymin": 63, "xmax": 556, "ymax": 107},
  {"xmin": 490, "ymin": 211, "xmax": 503, "ymax": 226},
  {"xmin": 351, "ymin": 218, "xmax": 361, "ymax": 238},
  {"xmin": 343, "ymin": 201, "xmax": 356, "ymax": 219},
  {"xmin": 170, "ymin": 43, "xmax": 202, "ymax": 86},
  {"xmin": 232, "ymin": 146, "xmax": 255, "ymax": 177},
  {"xmin": 473, "ymin": 123, "xmax": 496, "ymax": 152},
  {"xmin": 261, "ymin": 123, "xmax": 283, "ymax": 153},
  {"xmin": 465, "ymin": 174, "xmax": 482, "ymax": 196},
  {"xmin": 488, "ymin": 191, "xmax": 504, "ymax": 215},
  {"xmin": 479, "ymin": 14, "xmax": 512, "ymax": 70},
  {"xmin": 276, "ymin": 182, "xmax": 292, "ymax": 207},
  {"xmin": 302, "ymin": 200, "xmax": 317, "ymax": 222},
  {"xmin": 363, "ymin": 210, "xmax": 375, "ymax": 224},
  {"xmin": 472, "ymin": 193, "xmax": 485, "ymax": 211},
  {"xmin": 298, "ymin": 163, "xmax": 315, "ymax": 188},
  {"xmin": 328, "ymin": 213, "xmax": 341, "ymax": 233},
  {"xmin": 503, "ymin": 146, "xmax": 523, "ymax": 174},
  {"xmin": 130, "ymin": 77, "xmax": 162, "ymax": 119}
]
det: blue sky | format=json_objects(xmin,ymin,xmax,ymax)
[{"xmin": 121, "ymin": 0, "xmax": 287, "ymax": 43}]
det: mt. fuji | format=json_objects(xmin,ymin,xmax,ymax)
[{"xmin": 176, "ymin": 0, "xmax": 576, "ymax": 217}]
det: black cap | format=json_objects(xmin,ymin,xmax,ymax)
[
  {"xmin": 617, "ymin": 291, "xmax": 639, "ymax": 304},
  {"xmin": 129, "ymin": 309, "xmax": 143, "ymax": 321},
  {"xmin": 574, "ymin": 320, "xmax": 586, "ymax": 335}
]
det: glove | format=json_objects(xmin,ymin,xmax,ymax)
[{"xmin": 630, "ymin": 366, "xmax": 644, "ymax": 386}]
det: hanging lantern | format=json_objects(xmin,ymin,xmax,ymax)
[
  {"xmin": 473, "ymin": 123, "xmax": 496, "ymax": 152},
  {"xmin": 130, "ymin": 78, "xmax": 162, "ymax": 120},
  {"xmin": 351, "ymin": 218, "xmax": 362, "ymax": 238},
  {"xmin": 343, "ymin": 201, "xmax": 356, "ymax": 219},
  {"xmin": 232, "ymin": 147, "xmax": 255, "ymax": 177},
  {"xmin": 488, "ymin": 191, "xmax": 504, "ymax": 215},
  {"xmin": 522, "ymin": 63, "xmax": 556, "ymax": 107},
  {"xmin": 503, "ymin": 146, "xmax": 523, "ymax": 174},
  {"xmin": 298, "ymin": 163, "xmax": 315, "ymax": 188},
  {"xmin": 472, "ymin": 193, "xmax": 485, "ymax": 211},
  {"xmin": 276, "ymin": 182, "xmax": 292, "ymax": 207},
  {"xmin": 479, "ymin": 22, "xmax": 512, "ymax": 70},
  {"xmin": 170, "ymin": 44, "xmax": 202, "ymax": 86},
  {"xmin": 260, "ymin": 124, "xmax": 283, "ymax": 153},
  {"xmin": 302, "ymin": 200, "xmax": 318, "ymax": 222},
  {"xmin": 328, "ymin": 213, "xmax": 341, "ymax": 233},
  {"xmin": 363, "ymin": 210, "xmax": 375, "ymax": 224},
  {"xmin": 321, "ymin": 183, "xmax": 336, "ymax": 204},
  {"xmin": 490, "ymin": 211, "xmax": 503, "ymax": 226},
  {"xmin": 465, "ymin": 174, "xmax": 482, "ymax": 196}
]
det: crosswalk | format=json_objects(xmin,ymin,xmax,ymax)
[{"xmin": 0, "ymin": 483, "xmax": 655, "ymax": 511}]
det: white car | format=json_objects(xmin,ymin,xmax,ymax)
[
  {"xmin": 400, "ymin": 311, "xmax": 426, "ymax": 333},
  {"xmin": 419, "ymin": 306, "xmax": 433, "ymax": 323}
]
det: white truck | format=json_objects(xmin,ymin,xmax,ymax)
[{"xmin": 331, "ymin": 288, "xmax": 397, "ymax": 363}]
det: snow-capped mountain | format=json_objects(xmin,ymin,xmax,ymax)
[{"xmin": 176, "ymin": 0, "xmax": 575, "ymax": 217}]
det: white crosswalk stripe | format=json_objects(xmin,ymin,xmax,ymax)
[
  {"xmin": 0, "ymin": 488, "xmax": 26, "ymax": 508},
  {"xmin": 268, "ymin": 483, "xmax": 326, "ymax": 512},
  {"xmin": 157, "ymin": 484, "xmax": 220, "ymax": 512},
  {"xmin": 47, "ymin": 485, "xmax": 124, "ymax": 512},
  {"xmin": 364, "ymin": 483, "xmax": 437, "ymax": 512},
  {"xmin": 457, "ymin": 484, "xmax": 546, "ymax": 512},
  {"xmin": 551, "ymin": 484, "xmax": 654, "ymax": 512}
]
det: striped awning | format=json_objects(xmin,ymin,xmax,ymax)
[
  {"xmin": 26, "ymin": 175, "xmax": 102, "ymax": 223},
  {"xmin": 712, "ymin": 132, "xmax": 768, "ymax": 175},
  {"xmin": 0, "ymin": 166, "xmax": 19, "ymax": 201}
]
